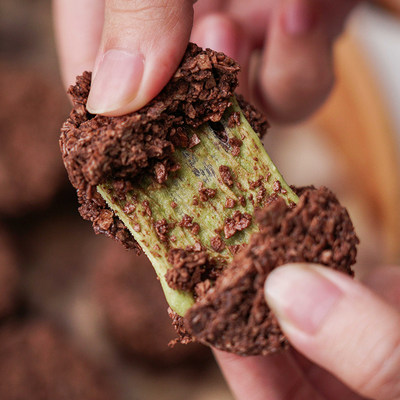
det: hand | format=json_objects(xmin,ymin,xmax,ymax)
[
  {"xmin": 53, "ymin": 0, "xmax": 358, "ymax": 120},
  {"xmin": 216, "ymin": 264, "xmax": 400, "ymax": 400}
]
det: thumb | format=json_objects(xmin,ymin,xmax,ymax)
[
  {"xmin": 265, "ymin": 263, "xmax": 400, "ymax": 400},
  {"xmin": 87, "ymin": 0, "xmax": 194, "ymax": 116}
]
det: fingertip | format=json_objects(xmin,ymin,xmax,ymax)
[
  {"xmin": 192, "ymin": 13, "xmax": 253, "ymax": 97},
  {"xmin": 191, "ymin": 13, "xmax": 243, "ymax": 61},
  {"xmin": 86, "ymin": 49, "xmax": 145, "ymax": 115},
  {"xmin": 86, "ymin": 0, "xmax": 193, "ymax": 116},
  {"xmin": 257, "ymin": 0, "xmax": 335, "ymax": 123}
]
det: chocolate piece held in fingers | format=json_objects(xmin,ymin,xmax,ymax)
[{"xmin": 60, "ymin": 43, "xmax": 358, "ymax": 356}]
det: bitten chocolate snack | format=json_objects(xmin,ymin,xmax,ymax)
[
  {"xmin": 184, "ymin": 187, "xmax": 358, "ymax": 355},
  {"xmin": 60, "ymin": 44, "xmax": 266, "ymax": 251},
  {"xmin": 60, "ymin": 43, "xmax": 358, "ymax": 356}
]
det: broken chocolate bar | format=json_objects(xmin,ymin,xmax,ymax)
[{"xmin": 60, "ymin": 43, "xmax": 358, "ymax": 356}]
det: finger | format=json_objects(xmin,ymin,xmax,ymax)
[
  {"xmin": 265, "ymin": 263, "xmax": 400, "ymax": 400},
  {"xmin": 193, "ymin": 0, "xmax": 225, "ymax": 21},
  {"xmin": 362, "ymin": 265, "xmax": 400, "ymax": 311},
  {"xmin": 191, "ymin": 13, "xmax": 253, "ymax": 97},
  {"xmin": 53, "ymin": 0, "xmax": 104, "ymax": 88},
  {"xmin": 86, "ymin": 0, "xmax": 194, "ymax": 116},
  {"xmin": 227, "ymin": 0, "xmax": 274, "ymax": 47},
  {"xmin": 257, "ymin": 0, "xmax": 335, "ymax": 123},
  {"xmin": 290, "ymin": 349, "xmax": 364, "ymax": 400},
  {"xmin": 214, "ymin": 349, "xmax": 325, "ymax": 400}
]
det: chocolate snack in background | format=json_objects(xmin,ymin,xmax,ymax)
[
  {"xmin": 0, "ymin": 320, "xmax": 118, "ymax": 400},
  {"xmin": 94, "ymin": 240, "xmax": 212, "ymax": 367},
  {"xmin": 0, "ymin": 226, "xmax": 19, "ymax": 319},
  {"xmin": 376, "ymin": 0, "xmax": 400, "ymax": 15},
  {"xmin": 0, "ymin": 62, "xmax": 69, "ymax": 216}
]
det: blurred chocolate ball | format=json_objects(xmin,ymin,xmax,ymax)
[
  {"xmin": 0, "ymin": 63, "xmax": 69, "ymax": 215},
  {"xmin": 94, "ymin": 241, "xmax": 211, "ymax": 366},
  {"xmin": 0, "ymin": 226, "xmax": 19, "ymax": 318},
  {"xmin": 0, "ymin": 320, "xmax": 118, "ymax": 400}
]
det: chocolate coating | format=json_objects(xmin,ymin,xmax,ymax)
[{"xmin": 184, "ymin": 187, "xmax": 359, "ymax": 355}]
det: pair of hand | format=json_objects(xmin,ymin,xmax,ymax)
[{"xmin": 54, "ymin": 1, "xmax": 400, "ymax": 398}]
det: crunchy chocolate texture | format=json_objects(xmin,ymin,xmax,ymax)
[
  {"xmin": 60, "ymin": 43, "xmax": 241, "ymax": 249},
  {"xmin": 165, "ymin": 248, "xmax": 222, "ymax": 293},
  {"xmin": 184, "ymin": 187, "xmax": 359, "ymax": 356},
  {"xmin": 224, "ymin": 211, "xmax": 252, "ymax": 239},
  {"xmin": 236, "ymin": 94, "xmax": 269, "ymax": 137}
]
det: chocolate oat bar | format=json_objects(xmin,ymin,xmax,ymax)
[{"xmin": 60, "ymin": 43, "xmax": 358, "ymax": 356}]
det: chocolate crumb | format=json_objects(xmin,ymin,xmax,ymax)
[
  {"xmin": 133, "ymin": 224, "xmax": 141, "ymax": 232},
  {"xmin": 179, "ymin": 214, "xmax": 194, "ymax": 228},
  {"xmin": 229, "ymin": 137, "xmax": 243, "ymax": 157},
  {"xmin": 238, "ymin": 196, "xmax": 246, "ymax": 207},
  {"xmin": 256, "ymin": 186, "xmax": 266, "ymax": 205},
  {"xmin": 273, "ymin": 180, "xmax": 281, "ymax": 193},
  {"xmin": 231, "ymin": 145, "xmax": 241, "ymax": 157},
  {"xmin": 142, "ymin": 200, "xmax": 152, "ymax": 217},
  {"xmin": 188, "ymin": 134, "xmax": 201, "ymax": 148},
  {"xmin": 219, "ymin": 165, "xmax": 234, "ymax": 187},
  {"xmin": 230, "ymin": 138, "xmax": 243, "ymax": 148},
  {"xmin": 165, "ymin": 248, "xmax": 211, "ymax": 292},
  {"xmin": 155, "ymin": 162, "xmax": 168, "ymax": 184},
  {"xmin": 191, "ymin": 223, "xmax": 200, "ymax": 235},
  {"xmin": 249, "ymin": 178, "xmax": 263, "ymax": 189},
  {"xmin": 194, "ymin": 280, "xmax": 212, "ymax": 298},
  {"xmin": 228, "ymin": 244, "xmax": 246, "ymax": 255},
  {"xmin": 168, "ymin": 308, "xmax": 194, "ymax": 346},
  {"xmin": 210, "ymin": 236, "xmax": 226, "ymax": 253},
  {"xmin": 236, "ymin": 94, "xmax": 269, "ymax": 137},
  {"xmin": 123, "ymin": 203, "xmax": 136, "ymax": 214},
  {"xmin": 228, "ymin": 111, "xmax": 241, "ymax": 128},
  {"xmin": 224, "ymin": 198, "xmax": 236, "ymax": 209},
  {"xmin": 224, "ymin": 211, "xmax": 252, "ymax": 239},
  {"xmin": 199, "ymin": 187, "xmax": 217, "ymax": 202},
  {"xmin": 154, "ymin": 219, "xmax": 170, "ymax": 242}
]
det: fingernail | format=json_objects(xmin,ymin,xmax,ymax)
[
  {"xmin": 265, "ymin": 264, "xmax": 343, "ymax": 334},
  {"xmin": 87, "ymin": 49, "xmax": 144, "ymax": 114},
  {"xmin": 283, "ymin": 0, "xmax": 318, "ymax": 35}
]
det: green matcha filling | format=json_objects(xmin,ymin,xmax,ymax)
[{"xmin": 98, "ymin": 97, "xmax": 298, "ymax": 316}]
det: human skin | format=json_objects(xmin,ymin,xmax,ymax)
[
  {"xmin": 53, "ymin": 0, "xmax": 358, "ymax": 122},
  {"xmin": 216, "ymin": 264, "xmax": 400, "ymax": 400},
  {"xmin": 52, "ymin": 1, "xmax": 400, "ymax": 399}
]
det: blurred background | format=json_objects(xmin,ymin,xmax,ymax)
[{"xmin": 0, "ymin": 1, "xmax": 399, "ymax": 399}]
